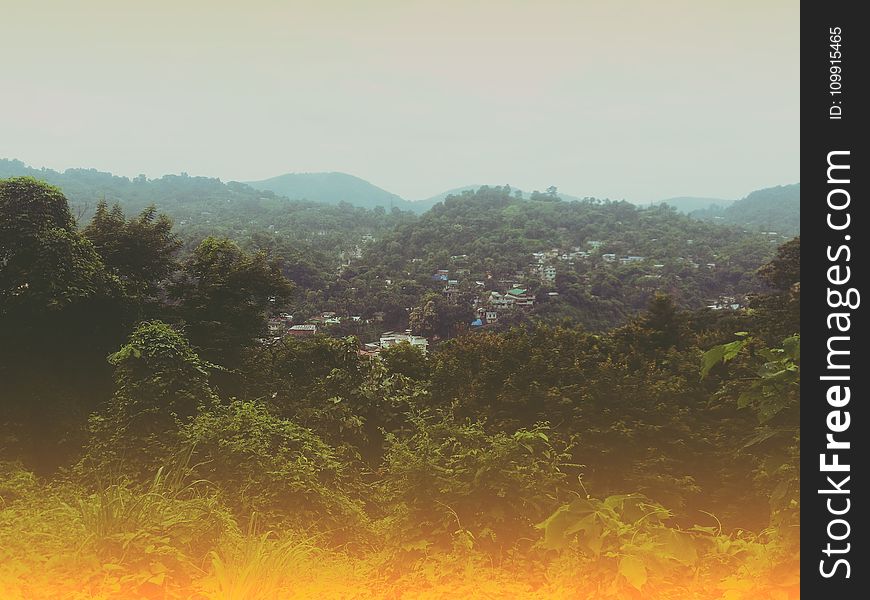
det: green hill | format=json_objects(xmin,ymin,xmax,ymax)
[
  {"xmin": 722, "ymin": 184, "xmax": 800, "ymax": 235},
  {"xmin": 245, "ymin": 171, "xmax": 420, "ymax": 212}
]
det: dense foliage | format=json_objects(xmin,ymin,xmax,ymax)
[
  {"xmin": 0, "ymin": 176, "xmax": 799, "ymax": 598},
  {"xmin": 0, "ymin": 161, "xmax": 791, "ymax": 336}
]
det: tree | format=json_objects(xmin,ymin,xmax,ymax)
[
  {"xmin": 408, "ymin": 298, "xmax": 438, "ymax": 338},
  {"xmin": 641, "ymin": 292, "xmax": 683, "ymax": 349},
  {"xmin": 0, "ymin": 177, "xmax": 118, "ymax": 316},
  {"xmin": 701, "ymin": 333, "xmax": 800, "ymax": 543},
  {"xmin": 171, "ymin": 237, "xmax": 294, "ymax": 366},
  {"xmin": 0, "ymin": 177, "xmax": 125, "ymax": 470},
  {"xmin": 83, "ymin": 200, "xmax": 181, "ymax": 310},
  {"xmin": 752, "ymin": 236, "xmax": 800, "ymax": 341}
]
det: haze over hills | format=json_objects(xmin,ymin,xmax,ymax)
[
  {"xmin": 247, "ymin": 173, "xmax": 622, "ymax": 213},
  {"xmin": 1, "ymin": 159, "xmax": 797, "ymax": 234}
]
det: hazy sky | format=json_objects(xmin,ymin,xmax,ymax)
[{"xmin": 1, "ymin": 0, "xmax": 799, "ymax": 202}]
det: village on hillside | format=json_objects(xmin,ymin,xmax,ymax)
[{"xmin": 263, "ymin": 234, "xmax": 767, "ymax": 355}]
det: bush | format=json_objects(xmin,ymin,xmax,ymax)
[
  {"xmin": 378, "ymin": 412, "xmax": 572, "ymax": 553},
  {"xmin": 182, "ymin": 400, "xmax": 367, "ymax": 536},
  {"xmin": 79, "ymin": 321, "xmax": 218, "ymax": 481}
]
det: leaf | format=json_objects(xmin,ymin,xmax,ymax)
[
  {"xmin": 700, "ymin": 339, "xmax": 745, "ymax": 379},
  {"xmin": 700, "ymin": 345, "xmax": 726, "ymax": 379},
  {"xmin": 618, "ymin": 554, "xmax": 648, "ymax": 590},
  {"xmin": 537, "ymin": 498, "xmax": 597, "ymax": 550}
]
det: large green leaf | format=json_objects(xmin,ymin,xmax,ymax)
[
  {"xmin": 700, "ymin": 339, "xmax": 746, "ymax": 379},
  {"xmin": 536, "ymin": 497, "xmax": 597, "ymax": 550}
]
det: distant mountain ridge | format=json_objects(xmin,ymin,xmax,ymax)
[
  {"xmin": 1, "ymin": 159, "xmax": 798, "ymax": 230},
  {"xmin": 245, "ymin": 172, "xmax": 421, "ymax": 212}
]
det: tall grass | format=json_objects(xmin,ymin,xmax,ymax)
[{"xmin": 203, "ymin": 516, "xmax": 319, "ymax": 600}]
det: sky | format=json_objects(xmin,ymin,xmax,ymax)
[{"xmin": 1, "ymin": 0, "xmax": 799, "ymax": 202}]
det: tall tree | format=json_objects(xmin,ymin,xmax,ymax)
[
  {"xmin": 0, "ymin": 177, "xmax": 124, "ymax": 469},
  {"xmin": 171, "ymin": 237, "xmax": 293, "ymax": 367},
  {"xmin": 83, "ymin": 200, "xmax": 181, "ymax": 311}
]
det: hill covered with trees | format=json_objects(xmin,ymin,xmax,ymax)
[
  {"xmin": 691, "ymin": 183, "xmax": 800, "ymax": 236},
  {"xmin": 340, "ymin": 186, "xmax": 787, "ymax": 331},
  {"xmin": 0, "ymin": 161, "xmax": 797, "ymax": 337}
]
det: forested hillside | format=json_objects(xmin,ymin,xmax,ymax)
[
  {"xmin": 1, "ymin": 176, "xmax": 800, "ymax": 598},
  {"xmin": 345, "ymin": 186, "xmax": 785, "ymax": 331},
  {"xmin": 0, "ymin": 161, "xmax": 793, "ymax": 336},
  {"xmin": 691, "ymin": 183, "xmax": 800, "ymax": 236}
]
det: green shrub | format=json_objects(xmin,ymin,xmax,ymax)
[
  {"xmin": 378, "ymin": 412, "xmax": 572, "ymax": 552},
  {"xmin": 182, "ymin": 400, "xmax": 367, "ymax": 536}
]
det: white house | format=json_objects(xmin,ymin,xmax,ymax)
[{"xmin": 379, "ymin": 331, "xmax": 429, "ymax": 353}]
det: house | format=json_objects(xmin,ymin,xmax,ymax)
[
  {"xmin": 488, "ymin": 291, "xmax": 514, "ymax": 309},
  {"xmin": 287, "ymin": 324, "xmax": 317, "ymax": 337},
  {"xmin": 540, "ymin": 265, "xmax": 556, "ymax": 282},
  {"xmin": 507, "ymin": 287, "xmax": 535, "ymax": 307},
  {"xmin": 602, "ymin": 253, "xmax": 617, "ymax": 263},
  {"xmin": 379, "ymin": 331, "xmax": 429, "ymax": 353},
  {"xmin": 705, "ymin": 295, "xmax": 743, "ymax": 311},
  {"xmin": 359, "ymin": 342, "xmax": 382, "ymax": 357}
]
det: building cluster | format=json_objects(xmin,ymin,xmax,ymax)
[
  {"xmin": 361, "ymin": 330, "xmax": 430, "ymax": 356},
  {"xmin": 266, "ymin": 311, "xmax": 363, "ymax": 339},
  {"xmin": 705, "ymin": 295, "xmax": 745, "ymax": 311},
  {"xmin": 266, "ymin": 312, "xmax": 431, "ymax": 357}
]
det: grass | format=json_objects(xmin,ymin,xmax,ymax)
[{"xmin": 0, "ymin": 463, "xmax": 798, "ymax": 600}]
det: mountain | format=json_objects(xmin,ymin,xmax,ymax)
[
  {"xmin": 0, "ymin": 159, "xmax": 415, "ymax": 258},
  {"xmin": 648, "ymin": 196, "xmax": 732, "ymax": 214},
  {"xmin": 244, "ymin": 174, "xmax": 597, "ymax": 215},
  {"xmin": 692, "ymin": 184, "xmax": 800, "ymax": 236},
  {"xmin": 245, "ymin": 172, "xmax": 422, "ymax": 212}
]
